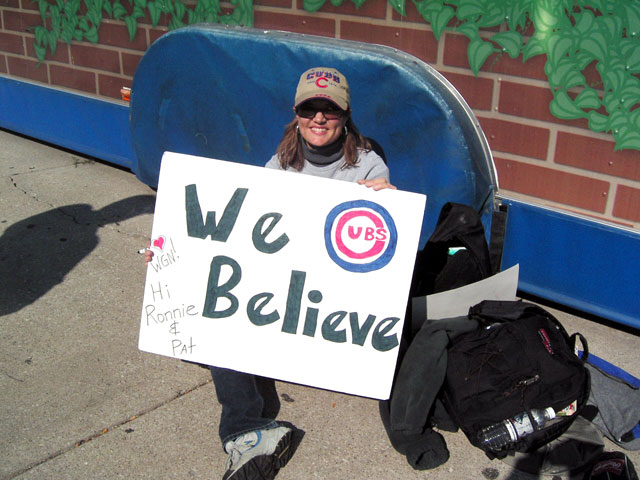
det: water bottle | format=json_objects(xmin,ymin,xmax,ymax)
[{"xmin": 478, "ymin": 407, "xmax": 556, "ymax": 451}]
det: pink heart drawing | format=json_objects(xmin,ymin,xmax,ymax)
[{"xmin": 152, "ymin": 236, "xmax": 166, "ymax": 251}]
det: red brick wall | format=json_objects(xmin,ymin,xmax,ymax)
[{"xmin": 2, "ymin": 0, "xmax": 639, "ymax": 229}]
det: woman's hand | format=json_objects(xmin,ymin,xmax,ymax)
[
  {"xmin": 141, "ymin": 242, "xmax": 154, "ymax": 265},
  {"xmin": 357, "ymin": 178, "xmax": 397, "ymax": 191}
]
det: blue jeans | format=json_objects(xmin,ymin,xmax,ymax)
[{"xmin": 210, "ymin": 366, "xmax": 281, "ymax": 445}]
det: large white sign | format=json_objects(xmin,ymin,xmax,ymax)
[{"xmin": 138, "ymin": 152, "xmax": 426, "ymax": 399}]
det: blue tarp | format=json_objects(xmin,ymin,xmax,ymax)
[{"xmin": 129, "ymin": 25, "xmax": 497, "ymax": 248}]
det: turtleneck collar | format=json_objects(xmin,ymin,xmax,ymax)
[{"xmin": 300, "ymin": 136, "xmax": 345, "ymax": 166}]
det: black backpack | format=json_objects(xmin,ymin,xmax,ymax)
[
  {"xmin": 410, "ymin": 202, "xmax": 495, "ymax": 298},
  {"xmin": 442, "ymin": 300, "xmax": 591, "ymax": 458}
]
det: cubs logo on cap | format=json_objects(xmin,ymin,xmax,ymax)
[{"xmin": 294, "ymin": 67, "xmax": 350, "ymax": 111}]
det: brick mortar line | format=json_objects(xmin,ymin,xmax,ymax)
[
  {"xmin": 604, "ymin": 183, "xmax": 617, "ymax": 217},
  {"xmin": 38, "ymin": 54, "xmax": 132, "ymax": 80},
  {"xmin": 474, "ymin": 108, "xmax": 609, "ymax": 140},
  {"xmin": 545, "ymin": 128, "xmax": 558, "ymax": 164},
  {"xmin": 493, "ymin": 151, "xmax": 639, "ymax": 188},
  {"xmin": 257, "ymin": 5, "xmax": 432, "ymax": 30},
  {"xmin": 2, "ymin": 33, "xmax": 147, "ymax": 61}
]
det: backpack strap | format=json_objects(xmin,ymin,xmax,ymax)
[
  {"xmin": 489, "ymin": 203, "xmax": 508, "ymax": 275},
  {"xmin": 571, "ymin": 332, "xmax": 589, "ymax": 363},
  {"xmin": 468, "ymin": 299, "xmax": 532, "ymax": 324}
]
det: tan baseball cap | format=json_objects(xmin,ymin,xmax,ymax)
[{"xmin": 294, "ymin": 67, "xmax": 350, "ymax": 111}]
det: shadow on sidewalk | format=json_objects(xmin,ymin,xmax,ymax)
[{"xmin": 0, "ymin": 194, "xmax": 156, "ymax": 316}]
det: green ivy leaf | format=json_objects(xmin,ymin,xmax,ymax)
[
  {"xmin": 84, "ymin": 25, "xmax": 99, "ymax": 42},
  {"xmin": 573, "ymin": 10, "xmax": 595, "ymax": 35},
  {"xmin": 607, "ymin": 110, "xmax": 627, "ymax": 130},
  {"xmin": 38, "ymin": 0, "xmax": 48, "ymax": 21},
  {"xmin": 160, "ymin": 0, "xmax": 175, "ymax": 14},
  {"xmin": 549, "ymin": 90, "xmax": 584, "ymax": 119},
  {"xmin": 34, "ymin": 25, "xmax": 48, "ymax": 46},
  {"xmin": 467, "ymin": 38, "xmax": 494, "ymax": 76},
  {"xmin": 457, "ymin": 0, "xmax": 484, "ymax": 20},
  {"xmin": 618, "ymin": 81, "xmax": 640, "ymax": 108},
  {"xmin": 112, "ymin": 1, "xmax": 127, "ymax": 19},
  {"xmin": 587, "ymin": 111, "xmax": 609, "ymax": 132},
  {"xmin": 34, "ymin": 42, "xmax": 46, "ymax": 62},
  {"xmin": 546, "ymin": 59, "xmax": 584, "ymax": 89},
  {"xmin": 135, "ymin": 0, "xmax": 147, "ymax": 7},
  {"xmin": 456, "ymin": 22, "xmax": 479, "ymax": 41},
  {"xmin": 173, "ymin": 1, "xmax": 185, "ymax": 20},
  {"xmin": 148, "ymin": 1, "xmax": 161, "ymax": 25},
  {"xmin": 351, "ymin": 0, "xmax": 367, "ymax": 9},
  {"xmin": 87, "ymin": 9, "xmax": 101, "ymax": 26},
  {"xmin": 478, "ymin": 5, "xmax": 505, "ymax": 28},
  {"xmin": 63, "ymin": 0, "xmax": 79, "ymax": 18},
  {"xmin": 601, "ymin": 68, "xmax": 625, "ymax": 93},
  {"xmin": 574, "ymin": 88, "xmax": 601, "ymax": 110},
  {"xmin": 491, "ymin": 30, "xmax": 522, "ymax": 58},
  {"xmin": 603, "ymin": 93, "xmax": 622, "ymax": 114},
  {"xmin": 50, "ymin": 5, "xmax": 61, "ymax": 31},
  {"xmin": 547, "ymin": 33, "xmax": 573, "ymax": 65},
  {"xmin": 46, "ymin": 30, "xmax": 58, "ymax": 54},
  {"xmin": 579, "ymin": 32, "xmax": 608, "ymax": 62},
  {"xmin": 597, "ymin": 15, "xmax": 623, "ymax": 44},
  {"xmin": 532, "ymin": 0, "xmax": 560, "ymax": 33},
  {"xmin": 388, "ymin": 0, "xmax": 405, "ymax": 16},
  {"xmin": 621, "ymin": 2, "xmax": 640, "ymax": 36},
  {"xmin": 124, "ymin": 15, "xmax": 138, "ymax": 40},
  {"xmin": 132, "ymin": 4, "xmax": 144, "ymax": 18},
  {"xmin": 303, "ymin": 0, "xmax": 325, "ymax": 12},
  {"xmin": 102, "ymin": 1, "xmax": 113, "ymax": 17},
  {"xmin": 430, "ymin": 5, "xmax": 454, "ymax": 40},
  {"xmin": 505, "ymin": 0, "xmax": 529, "ymax": 31},
  {"xmin": 79, "ymin": 17, "xmax": 89, "ymax": 31},
  {"xmin": 73, "ymin": 28, "xmax": 83, "ymax": 41},
  {"xmin": 624, "ymin": 42, "xmax": 640, "ymax": 73},
  {"xmin": 227, "ymin": 0, "xmax": 253, "ymax": 25},
  {"xmin": 614, "ymin": 130, "xmax": 640, "ymax": 151},
  {"xmin": 168, "ymin": 14, "xmax": 184, "ymax": 29},
  {"xmin": 574, "ymin": 51, "xmax": 594, "ymax": 71},
  {"xmin": 522, "ymin": 35, "xmax": 545, "ymax": 62},
  {"xmin": 60, "ymin": 25, "xmax": 73, "ymax": 42}
]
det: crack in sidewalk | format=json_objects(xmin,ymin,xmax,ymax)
[
  {"xmin": 6, "ymin": 173, "xmax": 155, "ymax": 242},
  {"xmin": 5, "ymin": 378, "xmax": 212, "ymax": 480}
]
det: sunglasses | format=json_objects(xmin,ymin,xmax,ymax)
[{"xmin": 296, "ymin": 105, "xmax": 345, "ymax": 120}]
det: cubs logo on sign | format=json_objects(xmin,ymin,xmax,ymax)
[{"xmin": 324, "ymin": 200, "xmax": 397, "ymax": 272}]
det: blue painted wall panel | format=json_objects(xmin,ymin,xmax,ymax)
[
  {"xmin": 500, "ymin": 198, "xmax": 640, "ymax": 330},
  {"xmin": 0, "ymin": 77, "xmax": 136, "ymax": 169}
]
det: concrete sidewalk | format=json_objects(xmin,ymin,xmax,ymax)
[{"xmin": 1, "ymin": 129, "xmax": 638, "ymax": 480}]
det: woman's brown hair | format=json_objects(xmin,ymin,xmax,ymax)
[{"xmin": 275, "ymin": 115, "xmax": 372, "ymax": 171}]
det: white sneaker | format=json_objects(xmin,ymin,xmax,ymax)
[{"xmin": 223, "ymin": 426, "xmax": 294, "ymax": 480}]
